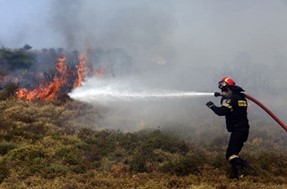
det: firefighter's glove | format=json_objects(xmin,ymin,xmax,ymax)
[
  {"xmin": 214, "ymin": 92, "xmax": 221, "ymax": 97},
  {"xmin": 206, "ymin": 101, "xmax": 215, "ymax": 109}
]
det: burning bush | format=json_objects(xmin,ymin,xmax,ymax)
[
  {"xmin": 17, "ymin": 56, "xmax": 70, "ymax": 101},
  {"xmin": 0, "ymin": 47, "xmax": 135, "ymax": 101}
]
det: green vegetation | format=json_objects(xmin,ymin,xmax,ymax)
[{"xmin": 0, "ymin": 97, "xmax": 286, "ymax": 188}]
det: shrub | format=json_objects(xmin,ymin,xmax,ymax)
[
  {"xmin": 0, "ymin": 48, "xmax": 35, "ymax": 71},
  {"xmin": 250, "ymin": 151, "xmax": 287, "ymax": 177},
  {"xmin": 0, "ymin": 83, "xmax": 19, "ymax": 100},
  {"xmin": 138, "ymin": 130, "xmax": 190, "ymax": 155},
  {"xmin": 0, "ymin": 142, "xmax": 17, "ymax": 155},
  {"xmin": 78, "ymin": 143, "xmax": 100, "ymax": 162},
  {"xmin": 0, "ymin": 160, "xmax": 9, "ymax": 183},
  {"xmin": 4, "ymin": 145, "xmax": 47, "ymax": 178},
  {"xmin": 78, "ymin": 129, "xmax": 117, "ymax": 158},
  {"xmin": 43, "ymin": 164, "xmax": 70, "ymax": 179},
  {"xmin": 7, "ymin": 145, "xmax": 46, "ymax": 161},
  {"xmin": 54, "ymin": 146, "xmax": 81, "ymax": 165},
  {"xmin": 159, "ymin": 152, "xmax": 206, "ymax": 176},
  {"xmin": 130, "ymin": 152, "xmax": 148, "ymax": 173}
]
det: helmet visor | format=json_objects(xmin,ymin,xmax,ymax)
[{"xmin": 218, "ymin": 81, "xmax": 227, "ymax": 89}]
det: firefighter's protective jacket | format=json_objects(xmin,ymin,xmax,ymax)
[{"xmin": 210, "ymin": 92, "xmax": 249, "ymax": 132}]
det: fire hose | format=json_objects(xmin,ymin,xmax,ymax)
[{"xmin": 244, "ymin": 93, "xmax": 287, "ymax": 132}]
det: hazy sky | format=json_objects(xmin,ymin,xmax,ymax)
[
  {"xmin": 1, "ymin": 1, "xmax": 287, "ymax": 53},
  {"xmin": 0, "ymin": 0, "xmax": 54, "ymax": 48}
]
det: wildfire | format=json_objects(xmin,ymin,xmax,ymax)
[
  {"xmin": 16, "ymin": 51, "xmax": 105, "ymax": 101},
  {"xmin": 73, "ymin": 52, "xmax": 87, "ymax": 88},
  {"xmin": 17, "ymin": 56, "xmax": 68, "ymax": 101}
]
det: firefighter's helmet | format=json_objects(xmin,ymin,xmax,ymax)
[{"xmin": 218, "ymin": 77, "xmax": 235, "ymax": 89}]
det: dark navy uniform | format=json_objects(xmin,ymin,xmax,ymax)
[
  {"xmin": 211, "ymin": 92, "xmax": 249, "ymax": 132},
  {"xmin": 209, "ymin": 92, "xmax": 249, "ymax": 160},
  {"xmin": 206, "ymin": 83, "xmax": 250, "ymax": 179}
]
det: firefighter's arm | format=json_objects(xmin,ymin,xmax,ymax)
[{"xmin": 206, "ymin": 101, "xmax": 230, "ymax": 116}]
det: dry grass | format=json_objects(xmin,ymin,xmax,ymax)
[{"xmin": 0, "ymin": 98, "xmax": 286, "ymax": 188}]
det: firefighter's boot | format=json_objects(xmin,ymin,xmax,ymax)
[
  {"xmin": 228, "ymin": 156, "xmax": 245, "ymax": 180},
  {"xmin": 229, "ymin": 165, "xmax": 243, "ymax": 180}
]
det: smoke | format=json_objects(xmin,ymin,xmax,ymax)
[
  {"xmin": 1, "ymin": 0, "xmax": 287, "ymax": 130},
  {"xmin": 51, "ymin": 0, "xmax": 287, "ymax": 130},
  {"xmin": 47, "ymin": 0, "xmax": 287, "ymax": 87}
]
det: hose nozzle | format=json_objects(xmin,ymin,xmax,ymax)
[{"xmin": 214, "ymin": 92, "xmax": 222, "ymax": 97}]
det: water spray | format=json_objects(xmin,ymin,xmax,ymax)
[
  {"xmin": 69, "ymin": 88, "xmax": 213, "ymax": 103},
  {"xmin": 68, "ymin": 77, "xmax": 214, "ymax": 103},
  {"xmin": 215, "ymin": 92, "xmax": 287, "ymax": 132}
]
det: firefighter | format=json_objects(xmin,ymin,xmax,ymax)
[{"xmin": 206, "ymin": 77, "xmax": 249, "ymax": 179}]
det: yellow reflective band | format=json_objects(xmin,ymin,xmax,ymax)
[
  {"xmin": 228, "ymin": 155, "xmax": 239, "ymax": 162},
  {"xmin": 238, "ymin": 100, "xmax": 247, "ymax": 107},
  {"xmin": 222, "ymin": 103, "xmax": 232, "ymax": 109}
]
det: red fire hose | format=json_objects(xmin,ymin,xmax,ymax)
[{"xmin": 244, "ymin": 93, "xmax": 287, "ymax": 132}]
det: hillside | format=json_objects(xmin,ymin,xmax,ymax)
[{"xmin": 0, "ymin": 98, "xmax": 286, "ymax": 189}]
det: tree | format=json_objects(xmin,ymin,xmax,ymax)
[{"xmin": 0, "ymin": 48, "xmax": 35, "ymax": 71}]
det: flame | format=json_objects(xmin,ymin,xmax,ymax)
[
  {"xmin": 16, "ymin": 51, "xmax": 107, "ymax": 101},
  {"xmin": 56, "ymin": 56, "xmax": 67, "ymax": 75},
  {"xmin": 73, "ymin": 52, "xmax": 87, "ymax": 88},
  {"xmin": 17, "ymin": 56, "xmax": 67, "ymax": 101}
]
